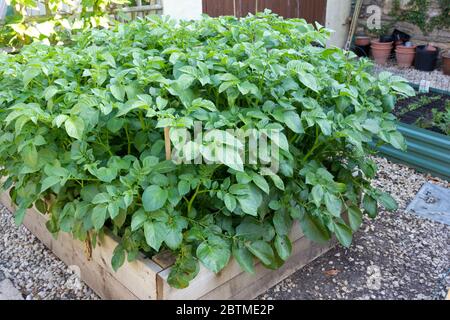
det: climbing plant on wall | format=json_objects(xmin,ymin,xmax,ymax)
[{"xmin": 391, "ymin": 0, "xmax": 450, "ymax": 33}]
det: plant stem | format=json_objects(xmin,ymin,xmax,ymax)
[
  {"xmin": 303, "ymin": 125, "xmax": 321, "ymax": 162},
  {"xmin": 124, "ymin": 124, "xmax": 131, "ymax": 154}
]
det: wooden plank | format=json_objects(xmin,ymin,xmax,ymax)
[
  {"xmin": 299, "ymin": 0, "xmax": 327, "ymax": 25},
  {"xmin": 0, "ymin": 192, "xmax": 162, "ymax": 300},
  {"xmin": 120, "ymin": 4, "xmax": 163, "ymax": 13},
  {"xmin": 202, "ymin": 0, "xmax": 235, "ymax": 17},
  {"xmin": 236, "ymin": 0, "xmax": 256, "ymax": 17},
  {"xmin": 201, "ymin": 236, "xmax": 334, "ymax": 300},
  {"xmin": 156, "ymin": 221, "xmax": 304, "ymax": 300},
  {"xmin": 18, "ymin": 200, "xmax": 139, "ymax": 300}
]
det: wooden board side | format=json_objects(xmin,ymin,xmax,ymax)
[
  {"xmin": 201, "ymin": 237, "xmax": 334, "ymax": 300},
  {"xmin": 156, "ymin": 221, "xmax": 307, "ymax": 300},
  {"xmin": 1, "ymin": 192, "xmax": 162, "ymax": 300}
]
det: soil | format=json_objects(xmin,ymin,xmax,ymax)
[{"xmin": 394, "ymin": 91, "xmax": 450, "ymax": 135}]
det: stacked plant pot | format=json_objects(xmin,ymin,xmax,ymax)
[
  {"xmin": 395, "ymin": 43, "xmax": 416, "ymax": 68},
  {"xmin": 371, "ymin": 39, "xmax": 393, "ymax": 65}
]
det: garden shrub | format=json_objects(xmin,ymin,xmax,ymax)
[{"xmin": 0, "ymin": 13, "xmax": 414, "ymax": 288}]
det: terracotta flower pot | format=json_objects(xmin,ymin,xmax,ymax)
[
  {"xmin": 371, "ymin": 40, "xmax": 393, "ymax": 65},
  {"xmin": 355, "ymin": 36, "xmax": 370, "ymax": 46},
  {"xmin": 443, "ymin": 53, "xmax": 450, "ymax": 76},
  {"xmin": 396, "ymin": 45, "xmax": 416, "ymax": 53},
  {"xmin": 395, "ymin": 45, "xmax": 416, "ymax": 68}
]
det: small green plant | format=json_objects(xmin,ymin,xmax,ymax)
[
  {"xmin": 0, "ymin": 13, "xmax": 414, "ymax": 288},
  {"xmin": 415, "ymin": 104, "xmax": 450, "ymax": 135},
  {"xmin": 396, "ymin": 94, "xmax": 441, "ymax": 116}
]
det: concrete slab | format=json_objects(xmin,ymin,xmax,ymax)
[
  {"xmin": 0, "ymin": 279, "xmax": 23, "ymax": 300},
  {"xmin": 406, "ymin": 183, "xmax": 450, "ymax": 226}
]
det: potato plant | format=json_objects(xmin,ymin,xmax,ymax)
[{"xmin": 0, "ymin": 13, "xmax": 414, "ymax": 288}]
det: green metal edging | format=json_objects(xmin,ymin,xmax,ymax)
[{"xmin": 376, "ymin": 84, "xmax": 450, "ymax": 181}]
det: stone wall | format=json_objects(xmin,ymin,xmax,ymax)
[{"xmin": 357, "ymin": 0, "xmax": 450, "ymax": 52}]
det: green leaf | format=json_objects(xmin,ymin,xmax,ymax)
[
  {"xmin": 284, "ymin": 111, "xmax": 304, "ymax": 134},
  {"xmin": 164, "ymin": 228, "xmax": 183, "ymax": 250},
  {"xmin": 391, "ymin": 82, "xmax": 415, "ymax": 97},
  {"xmin": 235, "ymin": 185, "xmax": 263, "ymax": 216},
  {"xmin": 92, "ymin": 192, "xmax": 110, "ymax": 204},
  {"xmin": 144, "ymin": 221, "xmax": 167, "ymax": 251},
  {"xmin": 131, "ymin": 209, "xmax": 147, "ymax": 231},
  {"xmin": 22, "ymin": 144, "xmax": 39, "ymax": 169},
  {"xmin": 298, "ymin": 71, "xmax": 319, "ymax": 92},
  {"xmin": 251, "ymin": 173, "xmax": 270, "ymax": 195},
  {"xmin": 273, "ymin": 210, "xmax": 292, "ymax": 236},
  {"xmin": 178, "ymin": 180, "xmax": 190, "ymax": 196},
  {"xmin": 65, "ymin": 116, "xmax": 85, "ymax": 140},
  {"xmin": 235, "ymin": 218, "xmax": 264, "ymax": 240},
  {"xmin": 363, "ymin": 194, "xmax": 378, "ymax": 218},
  {"xmin": 387, "ymin": 131, "xmax": 406, "ymax": 151},
  {"xmin": 348, "ymin": 205, "xmax": 363, "ymax": 231},
  {"xmin": 92, "ymin": 205, "xmax": 108, "ymax": 231},
  {"xmin": 311, "ymin": 185, "xmax": 324, "ymax": 207},
  {"xmin": 274, "ymin": 235, "xmax": 292, "ymax": 261},
  {"xmin": 108, "ymin": 202, "xmax": 120, "ymax": 219},
  {"xmin": 44, "ymin": 86, "xmax": 59, "ymax": 101},
  {"xmin": 23, "ymin": 68, "xmax": 40, "ymax": 87},
  {"xmin": 224, "ymin": 193, "xmax": 237, "ymax": 212},
  {"xmin": 111, "ymin": 246, "xmax": 126, "ymax": 272},
  {"xmin": 333, "ymin": 222, "xmax": 353, "ymax": 248},
  {"xmin": 324, "ymin": 193, "xmax": 342, "ymax": 217},
  {"xmin": 232, "ymin": 245, "xmax": 255, "ymax": 274},
  {"xmin": 168, "ymin": 254, "xmax": 199, "ymax": 289},
  {"xmin": 269, "ymin": 174, "xmax": 285, "ymax": 191},
  {"xmin": 14, "ymin": 207, "xmax": 27, "ymax": 226},
  {"xmin": 247, "ymin": 240, "xmax": 275, "ymax": 266},
  {"xmin": 196, "ymin": 237, "xmax": 231, "ymax": 273},
  {"xmin": 110, "ymin": 84, "xmax": 125, "ymax": 101},
  {"xmin": 378, "ymin": 192, "xmax": 398, "ymax": 211},
  {"xmin": 299, "ymin": 213, "xmax": 330, "ymax": 244},
  {"xmin": 41, "ymin": 176, "xmax": 60, "ymax": 193},
  {"xmin": 142, "ymin": 185, "xmax": 168, "ymax": 212}
]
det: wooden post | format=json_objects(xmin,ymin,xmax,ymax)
[{"xmin": 164, "ymin": 127, "xmax": 171, "ymax": 160}]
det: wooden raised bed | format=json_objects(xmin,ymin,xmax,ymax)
[{"xmin": 0, "ymin": 192, "xmax": 334, "ymax": 300}]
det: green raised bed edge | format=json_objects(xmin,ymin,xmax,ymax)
[{"xmin": 377, "ymin": 85, "xmax": 450, "ymax": 181}]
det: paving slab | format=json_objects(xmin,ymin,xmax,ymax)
[
  {"xmin": 0, "ymin": 279, "xmax": 23, "ymax": 300},
  {"xmin": 406, "ymin": 183, "xmax": 450, "ymax": 226}
]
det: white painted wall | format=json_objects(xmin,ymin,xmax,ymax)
[
  {"xmin": 162, "ymin": 0, "xmax": 202, "ymax": 21},
  {"xmin": 325, "ymin": 0, "xmax": 352, "ymax": 48},
  {"xmin": 0, "ymin": 0, "xmax": 7, "ymax": 20}
]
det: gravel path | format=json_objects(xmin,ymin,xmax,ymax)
[
  {"xmin": 373, "ymin": 62, "xmax": 450, "ymax": 91},
  {"xmin": 0, "ymin": 207, "xmax": 98, "ymax": 300},
  {"xmin": 260, "ymin": 157, "xmax": 450, "ymax": 300},
  {"xmin": 1, "ymin": 157, "xmax": 449, "ymax": 300}
]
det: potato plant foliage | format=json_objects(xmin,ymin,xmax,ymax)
[{"xmin": 0, "ymin": 13, "xmax": 414, "ymax": 288}]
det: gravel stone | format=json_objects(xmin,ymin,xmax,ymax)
[
  {"xmin": 260, "ymin": 157, "xmax": 450, "ymax": 300},
  {"xmin": 0, "ymin": 205, "xmax": 99, "ymax": 300},
  {"xmin": 373, "ymin": 62, "xmax": 450, "ymax": 91}
]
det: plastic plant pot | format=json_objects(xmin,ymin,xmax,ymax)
[{"xmin": 415, "ymin": 45, "xmax": 439, "ymax": 72}]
